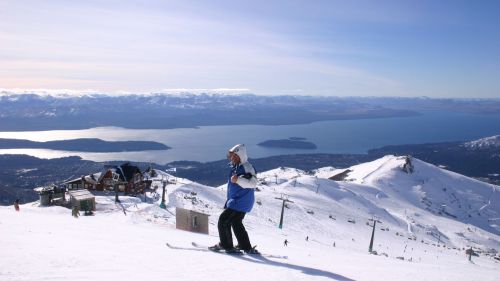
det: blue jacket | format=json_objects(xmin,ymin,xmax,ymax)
[
  {"xmin": 224, "ymin": 145, "xmax": 257, "ymax": 213},
  {"xmin": 225, "ymin": 144, "xmax": 257, "ymax": 212},
  {"xmin": 225, "ymin": 162, "xmax": 256, "ymax": 213}
]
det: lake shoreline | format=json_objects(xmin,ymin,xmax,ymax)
[
  {"xmin": 0, "ymin": 111, "xmax": 499, "ymax": 163},
  {"xmin": 0, "ymin": 138, "xmax": 170, "ymax": 152}
]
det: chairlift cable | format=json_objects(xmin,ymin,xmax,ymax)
[{"xmin": 60, "ymin": 160, "xmax": 92, "ymax": 184}]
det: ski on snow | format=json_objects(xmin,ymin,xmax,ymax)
[
  {"xmin": 191, "ymin": 242, "xmax": 288, "ymax": 259},
  {"xmin": 165, "ymin": 242, "xmax": 287, "ymax": 259},
  {"xmin": 166, "ymin": 243, "xmax": 213, "ymax": 253},
  {"xmin": 166, "ymin": 242, "xmax": 242, "ymax": 254}
]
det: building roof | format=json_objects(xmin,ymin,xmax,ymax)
[
  {"xmin": 68, "ymin": 189, "xmax": 95, "ymax": 201},
  {"xmin": 63, "ymin": 162, "xmax": 141, "ymax": 186},
  {"xmin": 103, "ymin": 162, "xmax": 141, "ymax": 182},
  {"xmin": 63, "ymin": 173, "xmax": 101, "ymax": 185}
]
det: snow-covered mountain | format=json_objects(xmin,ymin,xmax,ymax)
[
  {"xmin": 1, "ymin": 155, "xmax": 499, "ymax": 281},
  {"xmin": 324, "ymin": 156, "xmax": 500, "ymax": 233},
  {"xmin": 465, "ymin": 135, "xmax": 500, "ymax": 149},
  {"xmin": 0, "ymin": 91, "xmax": 461, "ymax": 131}
]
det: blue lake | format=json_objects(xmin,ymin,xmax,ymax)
[{"xmin": 0, "ymin": 111, "xmax": 499, "ymax": 164}]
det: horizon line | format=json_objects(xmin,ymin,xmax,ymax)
[{"xmin": 1, "ymin": 88, "xmax": 499, "ymax": 100}]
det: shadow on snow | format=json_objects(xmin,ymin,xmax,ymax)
[{"xmin": 230, "ymin": 254, "xmax": 356, "ymax": 281}]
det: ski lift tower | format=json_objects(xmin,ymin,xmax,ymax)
[
  {"xmin": 160, "ymin": 167, "xmax": 177, "ymax": 209},
  {"xmin": 275, "ymin": 194, "xmax": 294, "ymax": 229},
  {"xmin": 160, "ymin": 175, "xmax": 168, "ymax": 209},
  {"xmin": 368, "ymin": 216, "xmax": 382, "ymax": 253}
]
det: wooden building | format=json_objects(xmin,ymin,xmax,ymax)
[
  {"xmin": 65, "ymin": 172, "xmax": 105, "ymax": 190},
  {"xmin": 175, "ymin": 207, "xmax": 209, "ymax": 234},
  {"xmin": 64, "ymin": 163, "xmax": 152, "ymax": 195}
]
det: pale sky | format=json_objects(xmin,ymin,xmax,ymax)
[{"xmin": 1, "ymin": 0, "xmax": 499, "ymax": 97}]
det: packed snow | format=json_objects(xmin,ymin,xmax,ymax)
[{"xmin": 1, "ymin": 155, "xmax": 499, "ymax": 281}]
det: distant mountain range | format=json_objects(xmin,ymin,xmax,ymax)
[
  {"xmin": 465, "ymin": 135, "xmax": 500, "ymax": 149},
  {"xmin": 2, "ymin": 91, "xmax": 499, "ymax": 131}
]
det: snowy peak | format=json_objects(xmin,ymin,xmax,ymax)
[
  {"xmin": 336, "ymin": 155, "xmax": 414, "ymax": 184},
  {"xmin": 465, "ymin": 135, "xmax": 500, "ymax": 149},
  {"xmin": 315, "ymin": 155, "xmax": 500, "ymax": 237},
  {"xmin": 253, "ymin": 155, "xmax": 500, "ymax": 255}
]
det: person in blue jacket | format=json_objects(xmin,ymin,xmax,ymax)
[{"xmin": 210, "ymin": 144, "xmax": 258, "ymax": 254}]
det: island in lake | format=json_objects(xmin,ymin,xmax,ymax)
[
  {"xmin": 0, "ymin": 138, "xmax": 170, "ymax": 152},
  {"xmin": 258, "ymin": 138, "xmax": 317, "ymax": 150}
]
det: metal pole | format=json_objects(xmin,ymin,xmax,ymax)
[
  {"xmin": 279, "ymin": 200, "xmax": 285, "ymax": 229},
  {"xmin": 275, "ymin": 196, "xmax": 294, "ymax": 229},
  {"xmin": 160, "ymin": 180, "xmax": 167, "ymax": 209},
  {"xmin": 114, "ymin": 184, "xmax": 119, "ymax": 203},
  {"xmin": 369, "ymin": 220, "xmax": 376, "ymax": 253}
]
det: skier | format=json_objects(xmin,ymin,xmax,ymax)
[
  {"xmin": 306, "ymin": 236, "xmax": 309, "ymax": 241},
  {"xmin": 14, "ymin": 199, "xmax": 20, "ymax": 211},
  {"xmin": 210, "ymin": 144, "xmax": 258, "ymax": 254},
  {"xmin": 284, "ymin": 239, "xmax": 288, "ymax": 246},
  {"xmin": 72, "ymin": 205, "xmax": 80, "ymax": 218}
]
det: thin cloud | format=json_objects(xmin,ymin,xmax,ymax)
[{"xmin": 2, "ymin": 1, "xmax": 497, "ymax": 97}]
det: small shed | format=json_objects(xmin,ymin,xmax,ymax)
[
  {"xmin": 33, "ymin": 185, "xmax": 66, "ymax": 206},
  {"xmin": 68, "ymin": 189, "xmax": 96, "ymax": 211},
  {"xmin": 175, "ymin": 207, "xmax": 209, "ymax": 234}
]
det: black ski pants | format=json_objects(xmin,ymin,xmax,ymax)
[{"xmin": 218, "ymin": 208, "xmax": 252, "ymax": 251}]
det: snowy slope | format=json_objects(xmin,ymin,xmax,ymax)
[
  {"xmin": 329, "ymin": 156, "xmax": 500, "ymax": 238},
  {"xmin": 1, "ymin": 156, "xmax": 500, "ymax": 281}
]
